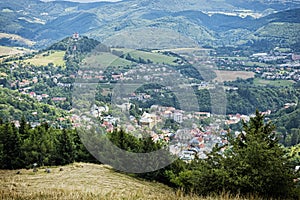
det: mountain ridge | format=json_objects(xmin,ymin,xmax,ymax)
[{"xmin": 0, "ymin": 0, "xmax": 299, "ymax": 50}]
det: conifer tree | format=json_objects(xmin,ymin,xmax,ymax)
[
  {"xmin": 0, "ymin": 123, "xmax": 22, "ymax": 169},
  {"xmin": 216, "ymin": 110, "xmax": 295, "ymax": 197},
  {"xmin": 170, "ymin": 110, "xmax": 296, "ymax": 198}
]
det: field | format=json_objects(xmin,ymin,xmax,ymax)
[
  {"xmin": 153, "ymin": 47, "xmax": 207, "ymax": 53},
  {"xmin": 0, "ymin": 163, "xmax": 259, "ymax": 200},
  {"xmin": 113, "ymin": 48, "xmax": 178, "ymax": 65},
  {"xmin": 213, "ymin": 70, "xmax": 255, "ymax": 82},
  {"xmin": 83, "ymin": 49, "xmax": 179, "ymax": 69},
  {"xmin": 253, "ymin": 78, "xmax": 295, "ymax": 87},
  {"xmin": 83, "ymin": 52, "xmax": 132, "ymax": 68},
  {"xmin": 23, "ymin": 51, "xmax": 65, "ymax": 67}
]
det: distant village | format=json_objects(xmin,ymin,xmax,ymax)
[
  {"xmin": 73, "ymin": 100, "xmax": 279, "ymax": 162},
  {"xmin": 213, "ymin": 48, "xmax": 300, "ymax": 82},
  {"xmin": 1, "ymin": 33, "xmax": 299, "ymax": 162}
]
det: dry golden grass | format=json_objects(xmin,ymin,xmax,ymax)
[
  {"xmin": 0, "ymin": 163, "xmax": 262, "ymax": 200},
  {"xmin": 213, "ymin": 70, "xmax": 255, "ymax": 82}
]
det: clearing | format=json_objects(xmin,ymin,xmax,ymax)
[
  {"xmin": 113, "ymin": 48, "xmax": 178, "ymax": 65},
  {"xmin": 253, "ymin": 78, "xmax": 295, "ymax": 87},
  {"xmin": 213, "ymin": 70, "xmax": 255, "ymax": 82},
  {"xmin": 23, "ymin": 51, "xmax": 65, "ymax": 67},
  {"xmin": 83, "ymin": 52, "xmax": 132, "ymax": 68}
]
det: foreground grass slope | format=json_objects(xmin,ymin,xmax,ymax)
[{"xmin": 0, "ymin": 162, "xmax": 260, "ymax": 200}]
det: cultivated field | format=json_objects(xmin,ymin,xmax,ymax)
[
  {"xmin": 23, "ymin": 51, "xmax": 65, "ymax": 67},
  {"xmin": 83, "ymin": 52, "xmax": 132, "ymax": 68},
  {"xmin": 213, "ymin": 70, "xmax": 255, "ymax": 82},
  {"xmin": 83, "ymin": 49, "xmax": 179, "ymax": 69},
  {"xmin": 113, "ymin": 48, "xmax": 178, "ymax": 65},
  {"xmin": 0, "ymin": 162, "xmax": 261, "ymax": 200},
  {"xmin": 253, "ymin": 78, "xmax": 295, "ymax": 87}
]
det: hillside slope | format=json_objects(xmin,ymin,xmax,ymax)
[
  {"xmin": 0, "ymin": 162, "xmax": 263, "ymax": 200},
  {"xmin": 1, "ymin": 0, "xmax": 300, "ymax": 49},
  {"xmin": 0, "ymin": 163, "xmax": 194, "ymax": 200}
]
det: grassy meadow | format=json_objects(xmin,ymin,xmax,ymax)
[
  {"xmin": 213, "ymin": 70, "xmax": 255, "ymax": 82},
  {"xmin": 253, "ymin": 78, "xmax": 295, "ymax": 87},
  {"xmin": 23, "ymin": 51, "xmax": 65, "ymax": 67},
  {"xmin": 113, "ymin": 48, "xmax": 178, "ymax": 65},
  {"xmin": 0, "ymin": 162, "xmax": 264, "ymax": 200},
  {"xmin": 82, "ymin": 48, "xmax": 179, "ymax": 69},
  {"xmin": 83, "ymin": 52, "xmax": 132, "ymax": 68}
]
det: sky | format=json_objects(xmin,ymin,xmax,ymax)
[{"xmin": 41, "ymin": 0, "xmax": 121, "ymax": 2}]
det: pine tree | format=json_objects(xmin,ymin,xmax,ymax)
[
  {"xmin": 56, "ymin": 129, "xmax": 75, "ymax": 165},
  {"xmin": 170, "ymin": 110, "xmax": 297, "ymax": 198},
  {"xmin": 218, "ymin": 110, "xmax": 295, "ymax": 197},
  {"xmin": 19, "ymin": 115, "xmax": 30, "ymax": 140},
  {"xmin": 0, "ymin": 123, "xmax": 22, "ymax": 169}
]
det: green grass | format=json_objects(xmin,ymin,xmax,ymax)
[
  {"xmin": 24, "ymin": 51, "xmax": 65, "ymax": 67},
  {"xmin": 83, "ymin": 49, "xmax": 178, "ymax": 69},
  {"xmin": 253, "ymin": 78, "xmax": 295, "ymax": 87},
  {"xmin": 255, "ymin": 22, "xmax": 300, "ymax": 45},
  {"xmin": 83, "ymin": 52, "xmax": 132, "ymax": 68},
  {"xmin": 113, "ymin": 48, "xmax": 178, "ymax": 65}
]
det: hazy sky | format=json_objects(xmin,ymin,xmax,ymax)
[{"xmin": 41, "ymin": 0, "xmax": 121, "ymax": 2}]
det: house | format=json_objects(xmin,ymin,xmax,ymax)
[
  {"xmin": 140, "ymin": 113, "xmax": 157, "ymax": 129},
  {"xmin": 32, "ymin": 77, "xmax": 38, "ymax": 83},
  {"xmin": 173, "ymin": 112, "xmax": 183, "ymax": 123},
  {"xmin": 52, "ymin": 97, "xmax": 67, "ymax": 102},
  {"xmin": 112, "ymin": 74, "xmax": 123, "ymax": 80},
  {"xmin": 29, "ymin": 91, "xmax": 36, "ymax": 97},
  {"xmin": 194, "ymin": 112, "xmax": 211, "ymax": 119}
]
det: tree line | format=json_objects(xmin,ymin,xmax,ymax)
[
  {"xmin": 0, "ymin": 116, "xmax": 97, "ymax": 169},
  {"xmin": 0, "ymin": 112, "xmax": 299, "ymax": 198},
  {"xmin": 107, "ymin": 111, "xmax": 300, "ymax": 199}
]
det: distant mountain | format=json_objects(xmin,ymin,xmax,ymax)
[{"xmin": 0, "ymin": 0, "xmax": 299, "ymax": 50}]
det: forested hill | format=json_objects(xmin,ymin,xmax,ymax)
[
  {"xmin": 47, "ymin": 36, "xmax": 101, "ymax": 52},
  {"xmin": 0, "ymin": 87, "xmax": 70, "ymax": 128},
  {"xmin": 0, "ymin": 0, "xmax": 300, "ymax": 50}
]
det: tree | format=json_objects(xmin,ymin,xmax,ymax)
[
  {"xmin": 0, "ymin": 123, "xmax": 22, "ymax": 169},
  {"xmin": 290, "ymin": 129, "xmax": 300, "ymax": 146},
  {"xmin": 55, "ymin": 129, "xmax": 75, "ymax": 165},
  {"xmin": 170, "ymin": 110, "xmax": 297, "ymax": 198},
  {"xmin": 19, "ymin": 115, "xmax": 30, "ymax": 140},
  {"xmin": 216, "ymin": 110, "xmax": 294, "ymax": 197}
]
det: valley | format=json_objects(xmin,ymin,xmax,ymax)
[{"xmin": 0, "ymin": 0, "xmax": 299, "ymax": 199}]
